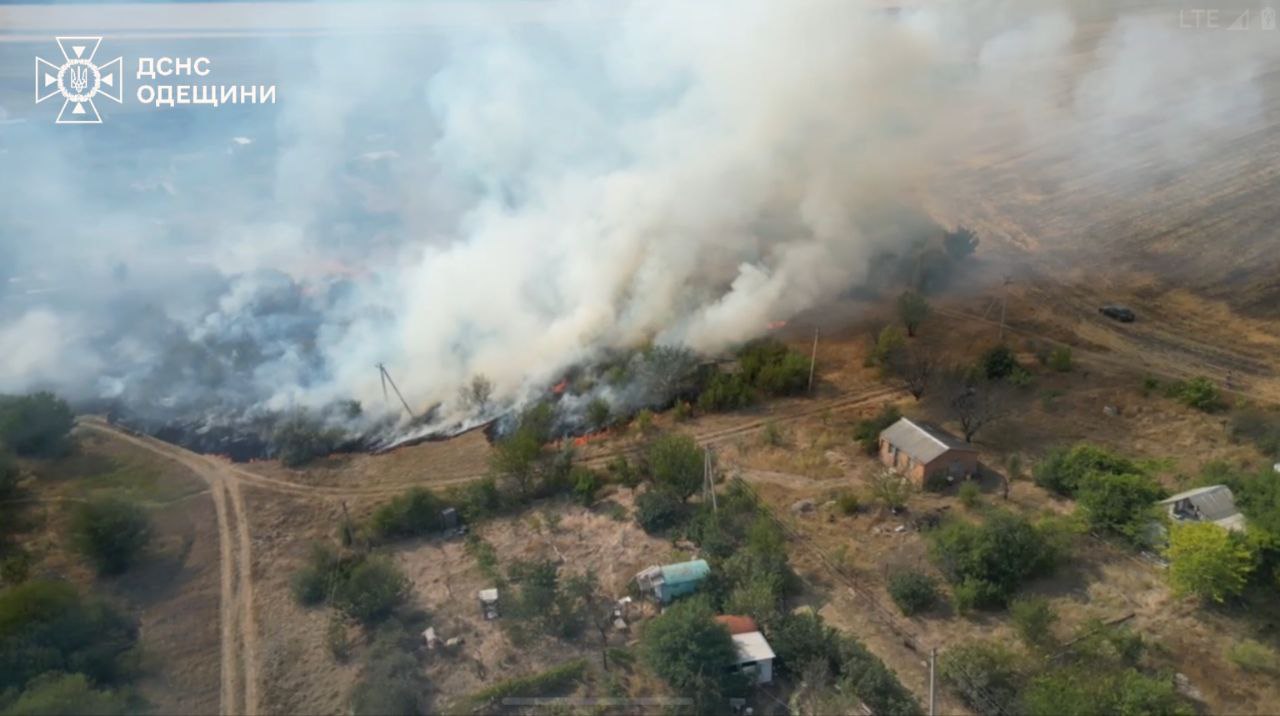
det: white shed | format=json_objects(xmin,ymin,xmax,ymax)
[{"xmin": 731, "ymin": 631, "xmax": 776, "ymax": 685}]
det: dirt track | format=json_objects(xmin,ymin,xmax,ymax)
[{"xmin": 79, "ymin": 420, "xmax": 262, "ymax": 716}]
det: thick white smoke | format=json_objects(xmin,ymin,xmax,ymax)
[{"xmin": 0, "ymin": 0, "xmax": 1275, "ymax": 442}]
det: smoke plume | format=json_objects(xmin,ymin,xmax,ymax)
[{"xmin": 0, "ymin": 0, "xmax": 1275, "ymax": 449}]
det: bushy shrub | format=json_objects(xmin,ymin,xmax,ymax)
[
  {"xmin": 939, "ymin": 640, "xmax": 1022, "ymax": 716},
  {"xmin": 641, "ymin": 597, "xmax": 746, "ymax": 710},
  {"xmin": 69, "ymin": 496, "xmax": 151, "ymax": 575},
  {"xmin": 887, "ymin": 570, "xmax": 938, "ymax": 616},
  {"xmin": 350, "ymin": 629, "xmax": 424, "ymax": 716},
  {"xmin": 1010, "ymin": 597, "xmax": 1057, "ymax": 648},
  {"xmin": 929, "ymin": 511, "xmax": 1058, "ymax": 610},
  {"xmin": 1022, "ymin": 667, "xmax": 1189, "ymax": 716},
  {"xmin": 647, "ymin": 434, "xmax": 703, "ymax": 500},
  {"xmin": 1077, "ymin": 472, "xmax": 1164, "ymax": 544},
  {"xmin": 291, "ymin": 542, "xmax": 346, "ymax": 606},
  {"xmin": 1226, "ymin": 639, "xmax": 1280, "ymax": 674},
  {"xmin": 981, "ymin": 345, "xmax": 1019, "ymax": 380},
  {"xmin": 635, "ymin": 488, "xmax": 687, "ymax": 534},
  {"xmin": 836, "ymin": 490, "xmax": 861, "ymax": 515},
  {"xmin": 1033, "ymin": 444, "xmax": 1138, "ymax": 497},
  {"xmin": 1229, "ymin": 406, "xmax": 1280, "ymax": 458},
  {"xmin": 0, "ymin": 580, "xmax": 139, "ymax": 691},
  {"xmin": 334, "ymin": 556, "xmax": 410, "ymax": 624},
  {"xmin": 1165, "ymin": 522, "xmax": 1254, "ymax": 603},
  {"xmin": 273, "ymin": 410, "xmax": 342, "ymax": 467},
  {"xmin": 367, "ymin": 488, "xmax": 446, "ymax": 542},
  {"xmin": 586, "ymin": 398, "xmax": 611, "ymax": 430},
  {"xmin": 1166, "ymin": 376, "xmax": 1224, "ymax": 413},
  {"xmin": 572, "ymin": 467, "xmax": 599, "ymax": 506},
  {"xmin": 697, "ymin": 372, "xmax": 756, "ymax": 412},
  {"xmin": 1, "ymin": 672, "xmax": 129, "ymax": 716},
  {"xmin": 958, "ymin": 482, "xmax": 981, "ymax": 509},
  {"xmin": 943, "ymin": 226, "xmax": 979, "ymax": 260},
  {"xmin": 1048, "ymin": 346, "xmax": 1073, "ymax": 372},
  {"xmin": 634, "ymin": 409, "xmax": 655, "ymax": 435},
  {"xmin": 854, "ymin": 405, "xmax": 901, "ymax": 455},
  {"xmin": 0, "ymin": 451, "xmax": 18, "ymax": 499},
  {"xmin": 0, "ymin": 392, "xmax": 74, "ymax": 457},
  {"xmin": 738, "ymin": 338, "xmax": 809, "ymax": 397}
]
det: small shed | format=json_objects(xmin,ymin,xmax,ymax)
[
  {"xmin": 478, "ymin": 588, "xmax": 500, "ymax": 619},
  {"xmin": 879, "ymin": 417, "xmax": 978, "ymax": 487},
  {"xmin": 731, "ymin": 630, "xmax": 776, "ymax": 685},
  {"xmin": 1158, "ymin": 485, "xmax": 1246, "ymax": 532},
  {"xmin": 635, "ymin": 559, "xmax": 711, "ymax": 603}
]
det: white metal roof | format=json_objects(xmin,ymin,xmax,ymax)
[
  {"xmin": 1158, "ymin": 485, "xmax": 1240, "ymax": 522},
  {"xmin": 879, "ymin": 417, "xmax": 976, "ymax": 464},
  {"xmin": 731, "ymin": 631, "xmax": 776, "ymax": 665}
]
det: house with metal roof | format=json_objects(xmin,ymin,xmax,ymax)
[
  {"xmin": 878, "ymin": 417, "xmax": 978, "ymax": 486},
  {"xmin": 634, "ymin": 559, "xmax": 710, "ymax": 603},
  {"xmin": 1158, "ymin": 485, "xmax": 1247, "ymax": 533}
]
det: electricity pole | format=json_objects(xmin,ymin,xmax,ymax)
[
  {"xmin": 377, "ymin": 362, "xmax": 416, "ymax": 420},
  {"xmin": 998, "ymin": 275, "xmax": 1011, "ymax": 342},
  {"xmin": 929, "ymin": 647, "xmax": 937, "ymax": 716},
  {"xmin": 808, "ymin": 328, "xmax": 819, "ymax": 393},
  {"xmin": 704, "ymin": 447, "xmax": 718, "ymax": 513}
]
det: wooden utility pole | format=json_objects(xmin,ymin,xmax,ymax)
[
  {"xmin": 998, "ymin": 275, "xmax": 1011, "ymax": 342},
  {"xmin": 377, "ymin": 363, "xmax": 416, "ymax": 419},
  {"xmin": 704, "ymin": 447, "xmax": 718, "ymax": 513},
  {"xmin": 808, "ymin": 328, "xmax": 819, "ymax": 393},
  {"xmin": 929, "ymin": 647, "xmax": 937, "ymax": 716}
]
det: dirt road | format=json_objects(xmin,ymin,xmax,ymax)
[{"xmin": 78, "ymin": 420, "xmax": 262, "ymax": 716}]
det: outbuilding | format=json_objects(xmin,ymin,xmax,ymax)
[
  {"xmin": 730, "ymin": 630, "xmax": 776, "ymax": 685},
  {"xmin": 1158, "ymin": 485, "xmax": 1247, "ymax": 533},
  {"xmin": 635, "ymin": 559, "xmax": 711, "ymax": 604},
  {"xmin": 878, "ymin": 417, "xmax": 978, "ymax": 487}
]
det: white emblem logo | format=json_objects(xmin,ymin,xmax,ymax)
[{"xmin": 34, "ymin": 37, "xmax": 123, "ymax": 124}]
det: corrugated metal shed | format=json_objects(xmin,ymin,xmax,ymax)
[
  {"xmin": 1158, "ymin": 484, "xmax": 1246, "ymax": 532},
  {"xmin": 731, "ymin": 631, "xmax": 776, "ymax": 665},
  {"xmin": 660, "ymin": 559, "xmax": 710, "ymax": 585},
  {"xmin": 879, "ymin": 417, "xmax": 975, "ymax": 464}
]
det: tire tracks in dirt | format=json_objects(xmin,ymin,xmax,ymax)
[{"xmin": 78, "ymin": 420, "xmax": 261, "ymax": 716}]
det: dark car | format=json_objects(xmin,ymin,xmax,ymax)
[{"xmin": 1099, "ymin": 305, "xmax": 1136, "ymax": 323}]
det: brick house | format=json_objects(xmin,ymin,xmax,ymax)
[{"xmin": 878, "ymin": 417, "xmax": 978, "ymax": 487}]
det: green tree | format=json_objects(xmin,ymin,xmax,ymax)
[
  {"xmin": 1, "ymin": 672, "xmax": 129, "ymax": 716},
  {"xmin": 887, "ymin": 570, "xmax": 938, "ymax": 616},
  {"xmin": 490, "ymin": 403, "xmax": 554, "ymax": 499},
  {"xmin": 929, "ymin": 511, "xmax": 1058, "ymax": 609},
  {"xmin": 981, "ymin": 345, "xmax": 1019, "ymax": 380},
  {"xmin": 647, "ymin": 433, "xmax": 703, "ymax": 501},
  {"xmin": 69, "ymin": 496, "xmax": 152, "ymax": 575},
  {"xmin": 0, "ymin": 451, "xmax": 18, "ymax": 499},
  {"xmin": 897, "ymin": 291, "xmax": 931, "ymax": 337},
  {"xmin": 1077, "ymin": 472, "xmax": 1164, "ymax": 544},
  {"xmin": 873, "ymin": 325, "xmax": 907, "ymax": 367},
  {"xmin": 635, "ymin": 488, "xmax": 687, "ymax": 533},
  {"xmin": 368, "ymin": 488, "xmax": 446, "ymax": 542},
  {"xmin": 939, "ymin": 640, "xmax": 1021, "ymax": 716},
  {"xmin": 273, "ymin": 409, "xmax": 341, "ymax": 467},
  {"xmin": 943, "ymin": 226, "xmax": 979, "ymax": 261},
  {"xmin": 1173, "ymin": 377, "xmax": 1224, "ymax": 413},
  {"xmin": 0, "ymin": 392, "xmax": 74, "ymax": 457},
  {"xmin": 334, "ymin": 556, "xmax": 410, "ymax": 624},
  {"xmin": 640, "ymin": 597, "xmax": 745, "ymax": 713},
  {"xmin": 457, "ymin": 374, "xmax": 494, "ymax": 412},
  {"xmin": 0, "ymin": 580, "xmax": 139, "ymax": 691},
  {"xmin": 1165, "ymin": 522, "xmax": 1254, "ymax": 603},
  {"xmin": 870, "ymin": 470, "xmax": 912, "ymax": 512},
  {"xmin": 854, "ymin": 405, "xmax": 901, "ymax": 455},
  {"xmin": 1033, "ymin": 444, "xmax": 1138, "ymax": 497},
  {"xmin": 586, "ymin": 398, "xmax": 611, "ymax": 430},
  {"xmin": 1010, "ymin": 597, "xmax": 1057, "ymax": 649}
]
